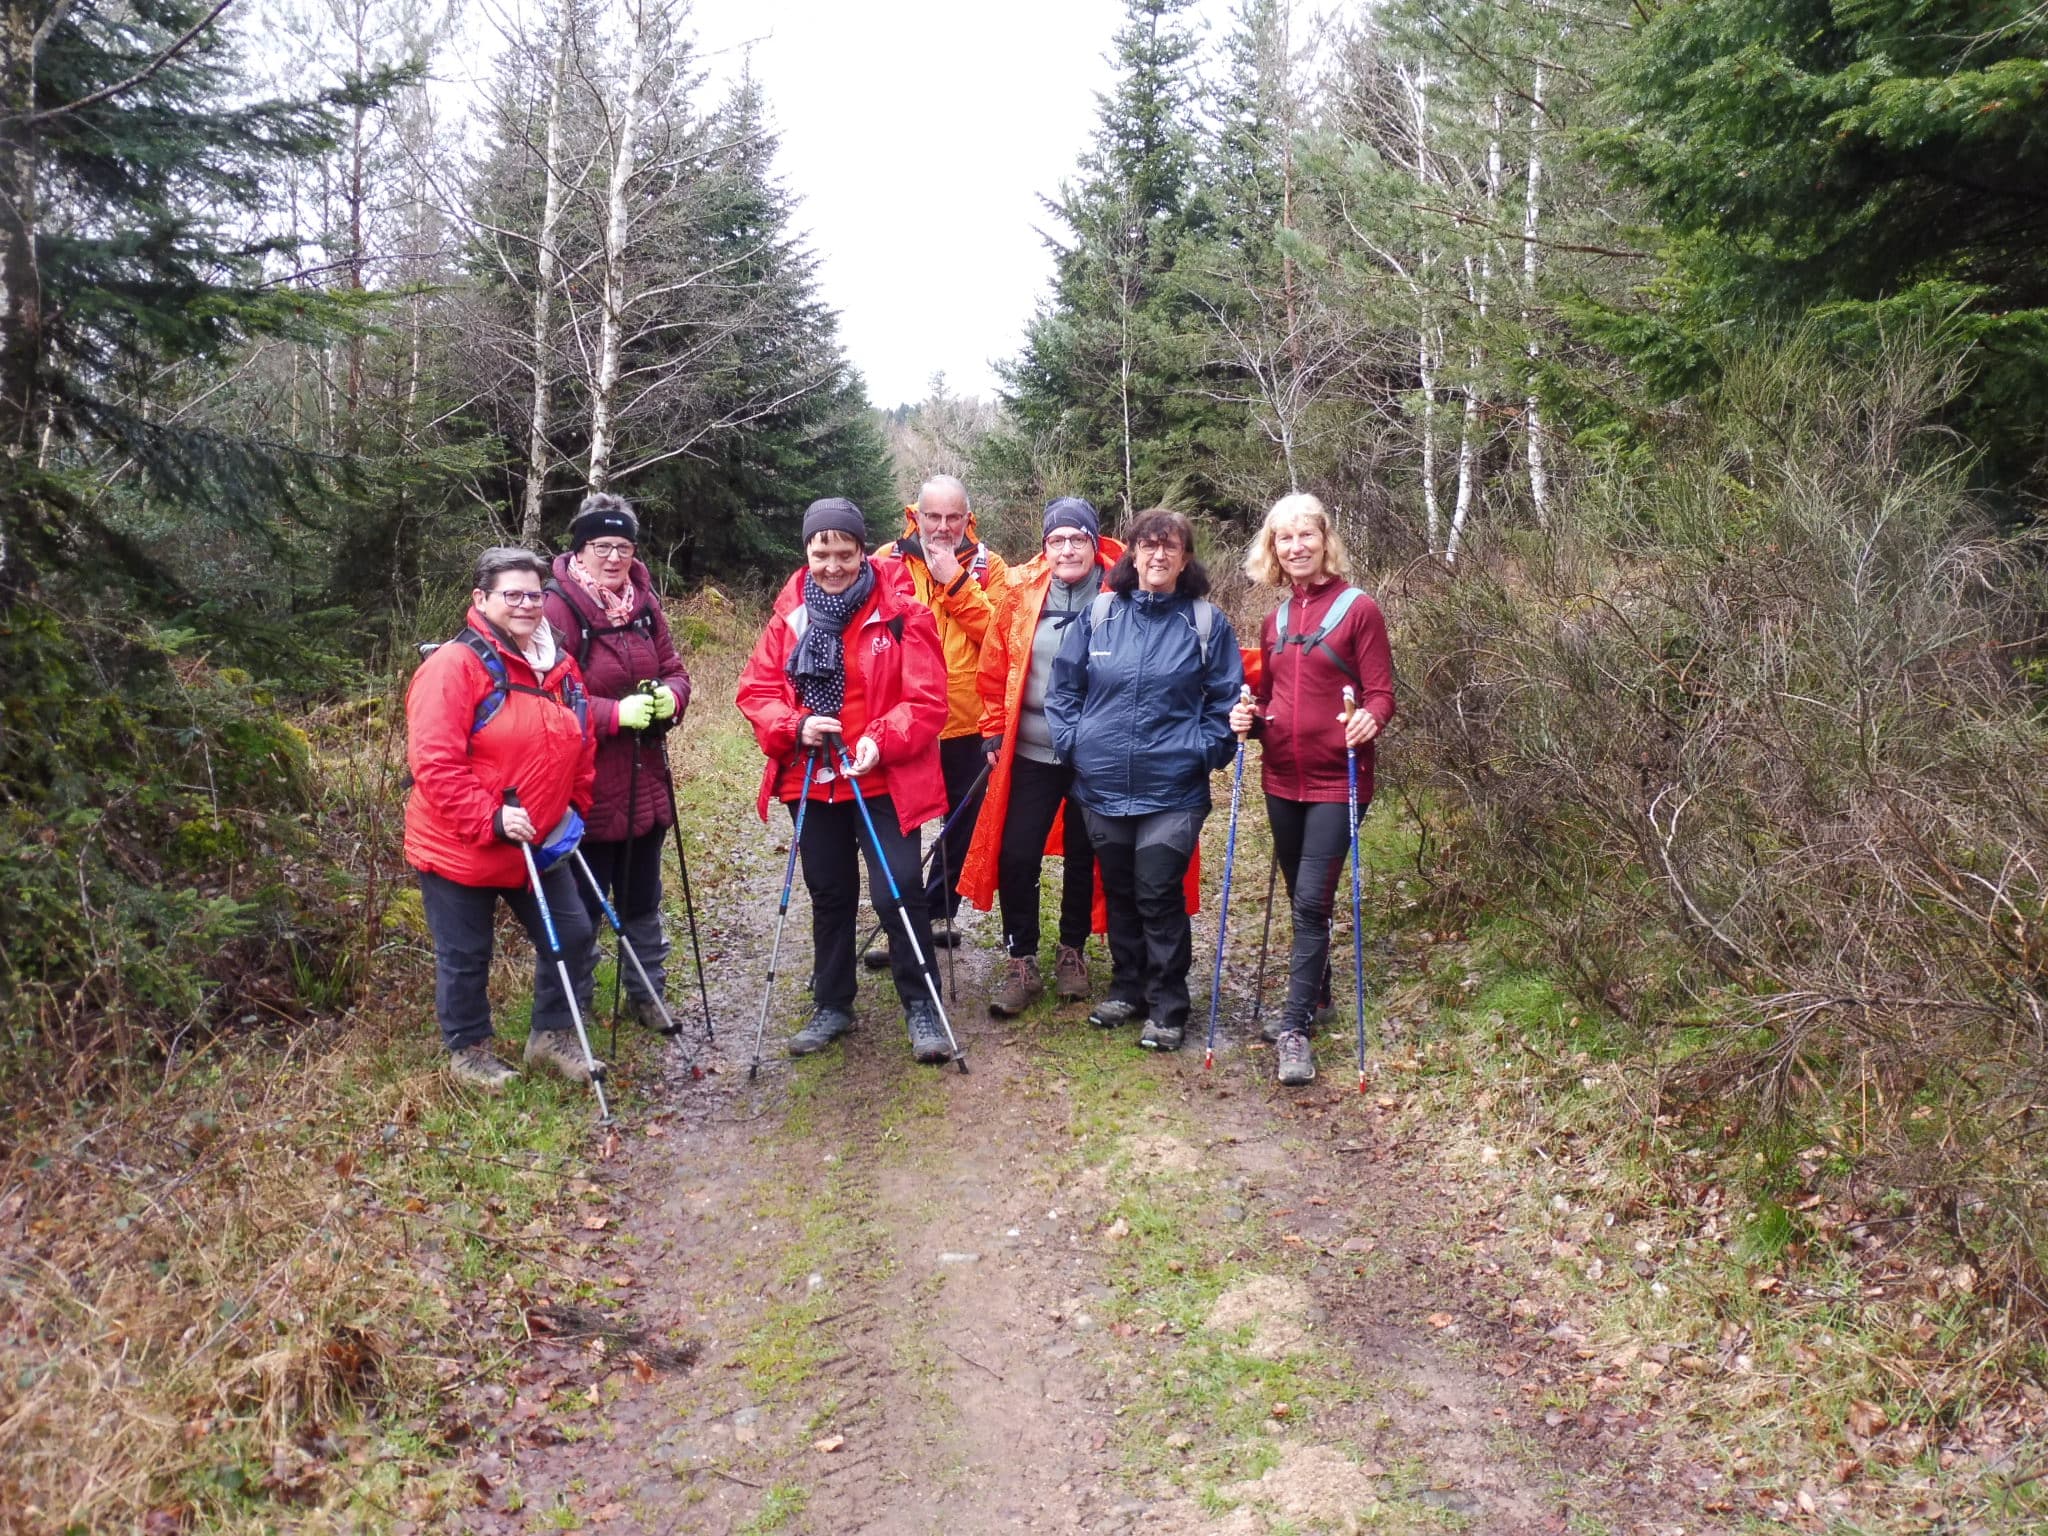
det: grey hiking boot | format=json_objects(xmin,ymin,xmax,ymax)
[
  {"xmin": 863, "ymin": 937, "xmax": 892, "ymax": 969},
  {"xmin": 989, "ymin": 956, "xmax": 1043, "ymax": 1017},
  {"xmin": 448, "ymin": 1043, "xmax": 517, "ymax": 1093},
  {"xmin": 1262, "ymin": 1006, "xmax": 1309, "ymax": 1045},
  {"xmin": 788, "ymin": 1006, "xmax": 854, "ymax": 1056},
  {"xmin": 905, "ymin": 999, "xmax": 952, "ymax": 1064},
  {"xmin": 1140, "ymin": 1018, "xmax": 1185, "ymax": 1052},
  {"xmin": 1088, "ymin": 997, "xmax": 1145, "ymax": 1029},
  {"xmin": 1276, "ymin": 1030, "xmax": 1316, "ymax": 1086},
  {"xmin": 524, "ymin": 1028, "xmax": 604, "ymax": 1084},
  {"xmin": 630, "ymin": 994, "xmax": 682, "ymax": 1037},
  {"xmin": 1053, "ymin": 945, "xmax": 1090, "ymax": 1001}
]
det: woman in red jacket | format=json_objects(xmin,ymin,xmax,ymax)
[
  {"xmin": 541, "ymin": 493, "xmax": 692, "ymax": 1036},
  {"xmin": 1229, "ymin": 494, "xmax": 1396, "ymax": 1087},
  {"xmin": 735, "ymin": 499, "xmax": 953, "ymax": 1063},
  {"xmin": 405, "ymin": 547, "xmax": 599, "ymax": 1092}
]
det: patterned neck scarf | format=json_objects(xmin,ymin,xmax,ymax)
[
  {"xmin": 786, "ymin": 561, "xmax": 876, "ymax": 716},
  {"xmin": 570, "ymin": 554, "xmax": 640, "ymax": 628}
]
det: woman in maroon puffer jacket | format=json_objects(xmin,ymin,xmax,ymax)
[
  {"xmin": 1229, "ymin": 493, "xmax": 1395, "ymax": 1088},
  {"xmin": 540, "ymin": 492, "xmax": 693, "ymax": 1035}
]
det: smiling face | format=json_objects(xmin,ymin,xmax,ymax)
[
  {"xmin": 1134, "ymin": 532, "xmax": 1189, "ymax": 594},
  {"xmin": 1272, "ymin": 512, "xmax": 1327, "ymax": 584},
  {"xmin": 475, "ymin": 569, "xmax": 546, "ymax": 642},
  {"xmin": 806, "ymin": 530, "xmax": 865, "ymax": 595},
  {"xmin": 1044, "ymin": 528, "xmax": 1096, "ymax": 582}
]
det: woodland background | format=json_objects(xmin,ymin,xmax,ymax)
[{"xmin": 4, "ymin": 0, "xmax": 2048, "ymax": 1378}]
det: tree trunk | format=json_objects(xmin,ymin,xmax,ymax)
[
  {"xmin": 0, "ymin": 0, "xmax": 46, "ymax": 599},
  {"xmin": 1446, "ymin": 96, "xmax": 1503, "ymax": 568},
  {"xmin": 518, "ymin": 0, "xmax": 572, "ymax": 543},
  {"xmin": 586, "ymin": 0, "xmax": 653, "ymax": 494},
  {"xmin": 1521, "ymin": 64, "xmax": 1550, "ymax": 528}
]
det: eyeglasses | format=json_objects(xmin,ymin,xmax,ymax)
[
  {"xmin": 1134, "ymin": 539, "xmax": 1184, "ymax": 555},
  {"xmin": 586, "ymin": 541, "xmax": 636, "ymax": 561},
  {"xmin": 489, "ymin": 589, "xmax": 547, "ymax": 607},
  {"xmin": 1044, "ymin": 534, "xmax": 1093, "ymax": 552}
]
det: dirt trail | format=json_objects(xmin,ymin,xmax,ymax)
[{"xmin": 452, "ymin": 835, "xmax": 1694, "ymax": 1535}]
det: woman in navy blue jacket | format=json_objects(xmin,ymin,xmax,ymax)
[{"xmin": 1048, "ymin": 508, "xmax": 1244, "ymax": 1051}]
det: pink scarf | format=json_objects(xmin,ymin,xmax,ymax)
[{"xmin": 570, "ymin": 556, "xmax": 639, "ymax": 629}]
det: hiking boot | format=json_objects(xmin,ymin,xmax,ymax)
[
  {"xmin": 930, "ymin": 926, "xmax": 962, "ymax": 950},
  {"xmin": 863, "ymin": 937, "xmax": 892, "ymax": 969},
  {"xmin": 1053, "ymin": 945, "xmax": 1090, "ymax": 1001},
  {"xmin": 1276, "ymin": 1030, "xmax": 1316, "ymax": 1086},
  {"xmin": 630, "ymin": 994, "xmax": 682, "ymax": 1037},
  {"xmin": 1261, "ymin": 1006, "xmax": 1309, "ymax": 1045},
  {"xmin": 448, "ymin": 1043, "xmax": 517, "ymax": 1093},
  {"xmin": 1140, "ymin": 1018, "xmax": 1185, "ymax": 1052},
  {"xmin": 989, "ymin": 956, "xmax": 1043, "ymax": 1017},
  {"xmin": 906, "ymin": 999, "xmax": 952, "ymax": 1064},
  {"xmin": 524, "ymin": 1028, "xmax": 604, "ymax": 1084},
  {"xmin": 1088, "ymin": 998, "xmax": 1145, "ymax": 1029},
  {"xmin": 788, "ymin": 1006, "xmax": 855, "ymax": 1056}
]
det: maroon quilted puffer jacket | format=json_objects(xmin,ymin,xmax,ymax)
[{"xmin": 541, "ymin": 554, "xmax": 693, "ymax": 842}]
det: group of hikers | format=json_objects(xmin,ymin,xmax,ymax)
[{"xmin": 401, "ymin": 477, "xmax": 1395, "ymax": 1100}]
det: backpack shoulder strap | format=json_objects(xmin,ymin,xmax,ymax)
[
  {"xmin": 1089, "ymin": 590, "xmax": 1114, "ymax": 629},
  {"xmin": 542, "ymin": 578, "xmax": 598, "ymax": 670},
  {"xmin": 1281, "ymin": 585, "xmax": 1366, "ymax": 686},
  {"xmin": 1191, "ymin": 599, "xmax": 1215, "ymax": 664},
  {"xmin": 453, "ymin": 630, "xmax": 513, "ymax": 734}
]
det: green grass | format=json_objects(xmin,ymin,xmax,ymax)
[{"xmin": 736, "ymin": 1480, "xmax": 810, "ymax": 1533}]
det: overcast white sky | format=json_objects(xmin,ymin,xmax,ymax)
[{"xmin": 680, "ymin": 0, "xmax": 1243, "ymax": 409}]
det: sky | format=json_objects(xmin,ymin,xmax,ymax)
[{"xmin": 683, "ymin": 0, "xmax": 1130, "ymax": 409}]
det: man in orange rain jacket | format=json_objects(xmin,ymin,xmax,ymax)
[{"xmin": 868, "ymin": 475, "xmax": 1008, "ymax": 962}]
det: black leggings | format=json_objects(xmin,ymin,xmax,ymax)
[
  {"xmin": 792, "ymin": 796, "xmax": 936, "ymax": 1012},
  {"xmin": 1265, "ymin": 796, "xmax": 1356, "ymax": 1032},
  {"xmin": 997, "ymin": 755, "xmax": 1095, "ymax": 958}
]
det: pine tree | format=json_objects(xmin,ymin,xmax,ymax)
[{"xmin": 0, "ymin": 0, "xmax": 397, "ymax": 599}]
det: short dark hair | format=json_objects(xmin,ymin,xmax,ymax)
[
  {"xmin": 1107, "ymin": 508, "xmax": 1211, "ymax": 599},
  {"xmin": 472, "ymin": 546, "xmax": 549, "ymax": 593}
]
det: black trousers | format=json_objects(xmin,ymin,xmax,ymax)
[
  {"xmin": 575, "ymin": 824, "xmax": 669, "ymax": 1001},
  {"xmin": 417, "ymin": 865, "xmax": 595, "ymax": 1051},
  {"xmin": 792, "ymin": 796, "xmax": 936, "ymax": 1012},
  {"xmin": 997, "ymin": 755, "xmax": 1096, "ymax": 959},
  {"xmin": 1083, "ymin": 806, "xmax": 1206, "ymax": 1030},
  {"xmin": 1265, "ymin": 796, "xmax": 1355, "ymax": 1032},
  {"xmin": 925, "ymin": 735, "xmax": 988, "ymax": 921}
]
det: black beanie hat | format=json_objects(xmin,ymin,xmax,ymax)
[
  {"xmin": 569, "ymin": 492, "xmax": 639, "ymax": 552},
  {"xmin": 1042, "ymin": 497, "xmax": 1101, "ymax": 542},
  {"xmin": 801, "ymin": 497, "xmax": 869, "ymax": 550}
]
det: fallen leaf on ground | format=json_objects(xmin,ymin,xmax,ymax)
[
  {"xmin": 580, "ymin": 1214, "xmax": 611, "ymax": 1231},
  {"xmin": 814, "ymin": 1434, "xmax": 845, "ymax": 1453},
  {"xmin": 1427, "ymin": 1312, "xmax": 1455, "ymax": 1329}
]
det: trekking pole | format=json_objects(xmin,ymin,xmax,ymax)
[
  {"xmin": 648, "ymin": 709, "xmax": 715, "ymax": 1044},
  {"xmin": 749, "ymin": 748, "xmax": 817, "ymax": 1081},
  {"xmin": 567, "ymin": 847, "xmax": 709, "ymax": 1084},
  {"xmin": 937, "ymin": 810, "xmax": 959, "ymax": 1003},
  {"xmin": 504, "ymin": 789, "xmax": 612, "ymax": 1125},
  {"xmin": 1203, "ymin": 685, "xmax": 1255, "ymax": 1071},
  {"xmin": 1247, "ymin": 858, "xmax": 1279, "ymax": 1043},
  {"xmin": 611, "ymin": 715, "xmax": 643, "ymax": 1059},
  {"xmin": 854, "ymin": 758, "xmax": 993, "ymax": 961},
  {"xmin": 829, "ymin": 735, "xmax": 968, "ymax": 1075},
  {"xmin": 1342, "ymin": 687, "xmax": 1371, "ymax": 1092}
]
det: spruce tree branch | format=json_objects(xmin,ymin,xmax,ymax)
[
  {"xmin": 1409, "ymin": 199, "xmax": 1652, "ymax": 259},
  {"xmin": 28, "ymin": 0, "xmax": 80, "ymax": 63},
  {"xmin": 21, "ymin": 0, "xmax": 240, "ymax": 126}
]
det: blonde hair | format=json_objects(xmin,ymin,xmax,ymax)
[{"xmin": 1243, "ymin": 493, "xmax": 1350, "ymax": 587}]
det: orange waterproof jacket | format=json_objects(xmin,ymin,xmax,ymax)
[
  {"xmin": 403, "ymin": 612, "xmax": 596, "ymax": 889},
  {"xmin": 956, "ymin": 539, "xmax": 1201, "ymax": 921},
  {"xmin": 873, "ymin": 507, "xmax": 1009, "ymax": 739}
]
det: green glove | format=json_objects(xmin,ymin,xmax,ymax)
[
  {"xmin": 615, "ymin": 692, "xmax": 656, "ymax": 732},
  {"xmin": 650, "ymin": 683, "xmax": 679, "ymax": 721}
]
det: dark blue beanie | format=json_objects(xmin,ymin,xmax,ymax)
[{"xmin": 1042, "ymin": 497, "xmax": 1100, "ymax": 542}]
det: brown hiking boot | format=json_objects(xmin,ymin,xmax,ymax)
[
  {"xmin": 523, "ymin": 1028, "xmax": 604, "ymax": 1084},
  {"xmin": 448, "ymin": 1043, "xmax": 517, "ymax": 1093},
  {"xmin": 1053, "ymin": 945, "xmax": 1090, "ymax": 1001},
  {"xmin": 989, "ymin": 956, "xmax": 1043, "ymax": 1017}
]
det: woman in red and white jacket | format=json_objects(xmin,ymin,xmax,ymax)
[
  {"xmin": 405, "ymin": 547, "xmax": 598, "ymax": 1093},
  {"xmin": 735, "ymin": 499, "xmax": 952, "ymax": 1064},
  {"xmin": 1229, "ymin": 494, "xmax": 1396, "ymax": 1088}
]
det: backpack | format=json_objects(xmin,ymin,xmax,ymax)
[
  {"xmin": 1087, "ymin": 591, "xmax": 1217, "ymax": 663},
  {"xmin": 413, "ymin": 630, "xmax": 590, "ymax": 737},
  {"xmin": 1265, "ymin": 586, "xmax": 1366, "ymax": 688},
  {"xmin": 543, "ymin": 577, "xmax": 656, "ymax": 672}
]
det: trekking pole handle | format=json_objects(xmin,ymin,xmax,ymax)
[
  {"xmin": 1234, "ymin": 683, "xmax": 1254, "ymax": 739},
  {"xmin": 503, "ymin": 787, "xmax": 522, "ymax": 806},
  {"xmin": 1341, "ymin": 684, "xmax": 1356, "ymax": 721}
]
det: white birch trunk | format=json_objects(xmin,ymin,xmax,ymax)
[
  {"xmin": 585, "ymin": 0, "xmax": 653, "ymax": 494},
  {"xmin": 1521, "ymin": 64, "xmax": 1550, "ymax": 527},
  {"xmin": 1446, "ymin": 97, "xmax": 1504, "ymax": 567},
  {"xmin": 1419, "ymin": 325, "xmax": 1440, "ymax": 552},
  {"xmin": 519, "ymin": 3, "xmax": 572, "ymax": 543}
]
